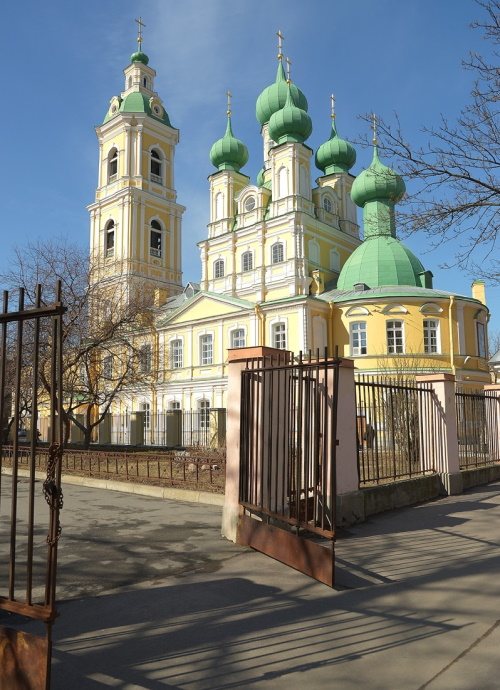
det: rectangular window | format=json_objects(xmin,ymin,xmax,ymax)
[
  {"xmin": 139, "ymin": 344, "xmax": 152, "ymax": 373},
  {"xmin": 386, "ymin": 320, "xmax": 404, "ymax": 354},
  {"xmin": 141, "ymin": 402, "xmax": 150, "ymax": 430},
  {"xmin": 103, "ymin": 355, "xmax": 113, "ymax": 379},
  {"xmin": 171, "ymin": 339, "xmax": 183, "ymax": 369},
  {"xmin": 199, "ymin": 400, "xmax": 210, "ymax": 429},
  {"xmin": 200, "ymin": 334, "xmax": 213, "ymax": 365},
  {"xmin": 272, "ymin": 323, "xmax": 287, "ymax": 350},
  {"xmin": 477, "ymin": 322, "xmax": 487, "ymax": 358},
  {"xmin": 423, "ymin": 319, "xmax": 440, "ymax": 354},
  {"xmin": 350, "ymin": 321, "xmax": 367, "ymax": 356},
  {"xmin": 231, "ymin": 329, "xmax": 246, "ymax": 349},
  {"xmin": 150, "ymin": 230, "xmax": 162, "ymax": 258},
  {"xmin": 169, "ymin": 401, "xmax": 181, "ymax": 410},
  {"xmin": 242, "ymin": 252, "xmax": 253, "ymax": 272}
]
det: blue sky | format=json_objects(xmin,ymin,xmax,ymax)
[{"xmin": 3, "ymin": 0, "xmax": 498, "ymax": 334}]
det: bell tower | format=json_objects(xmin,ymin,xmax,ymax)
[{"xmin": 88, "ymin": 18, "xmax": 184, "ymax": 307}]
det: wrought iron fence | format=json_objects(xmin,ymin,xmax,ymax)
[
  {"xmin": 456, "ymin": 389, "xmax": 500, "ymax": 469},
  {"xmin": 1, "ymin": 445, "xmax": 226, "ymax": 494},
  {"xmin": 355, "ymin": 374, "xmax": 443, "ymax": 486}
]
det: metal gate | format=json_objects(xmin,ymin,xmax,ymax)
[
  {"xmin": 0, "ymin": 283, "xmax": 65, "ymax": 689},
  {"xmin": 238, "ymin": 351, "xmax": 340, "ymax": 587}
]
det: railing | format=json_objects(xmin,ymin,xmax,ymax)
[
  {"xmin": 1, "ymin": 446, "xmax": 226, "ymax": 494},
  {"xmin": 456, "ymin": 389, "xmax": 500, "ymax": 469},
  {"xmin": 355, "ymin": 374, "xmax": 442, "ymax": 486}
]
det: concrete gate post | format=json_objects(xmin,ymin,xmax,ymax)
[
  {"xmin": 484, "ymin": 385, "xmax": 500, "ymax": 461},
  {"xmin": 222, "ymin": 346, "xmax": 289, "ymax": 542},
  {"xmin": 415, "ymin": 373, "xmax": 462, "ymax": 495}
]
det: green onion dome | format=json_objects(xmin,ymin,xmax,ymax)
[
  {"xmin": 130, "ymin": 51, "xmax": 149, "ymax": 65},
  {"xmin": 336, "ymin": 235, "xmax": 426, "ymax": 290},
  {"xmin": 268, "ymin": 85, "xmax": 312, "ymax": 145},
  {"xmin": 210, "ymin": 115, "xmax": 249, "ymax": 172},
  {"xmin": 351, "ymin": 146, "xmax": 405, "ymax": 207},
  {"xmin": 315, "ymin": 120, "xmax": 356, "ymax": 174},
  {"xmin": 256, "ymin": 61, "xmax": 308, "ymax": 126}
]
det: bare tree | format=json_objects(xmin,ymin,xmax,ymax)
[
  {"xmin": 360, "ymin": 1, "xmax": 499, "ymax": 282},
  {"xmin": 0, "ymin": 239, "xmax": 157, "ymax": 448}
]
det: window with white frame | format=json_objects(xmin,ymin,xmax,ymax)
[
  {"xmin": 272, "ymin": 322, "xmax": 287, "ymax": 349},
  {"xmin": 198, "ymin": 399, "xmax": 210, "ymax": 429},
  {"xmin": 140, "ymin": 402, "xmax": 151, "ymax": 430},
  {"xmin": 108, "ymin": 148, "xmax": 118, "ymax": 182},
  {"xmin": 423, "ymin": 319, "xmax": 440, "ymax": 354},
  {"xmin": 103, "ymin": 355, "xmax": 113, "ymax": 379},
  {"xmin": 200, "ymin": 334, "xmax": 213, "ymax": 365},
  {"xmin": 105, "ymin": 221, "xmax": 115, "ymax": 257},
  {"xmin": 215, "ymin": 192, "xmax": 224, "ymax": 220},
  {"xmin": 244, "ymin": 196, "xmax": 256, "ymax": 212},
  {"xmin": 169, "ymin": 400, "xmax": 181, "ymax": 410},
  {"xmin": 150, "ymin": 149, "xmax": 162, "ymax": 183},
  {"xmin": 308, "ymin": 240, "xmax": 320, "ymax": 265},
  {"xmin": 477, "ymin": 322, "xmax": 487, "ymax": 358},
  {"xmin": 323, "ymin": 196, "xmax": 333, "ymax": 213},
  {"xmin": 329, "ymin": 248, "xmax": 340, "ymax": 272},
  {"xmin": 350, "ymin": 322, "xmax": 367, "ymax": 356},
  {"xmin": 242, "ymin": 251, "xmax": 253, "ymax": 272},
  {"xmin": 278, "ymin": 166, "xmax": 288, "ymax": 198},
  {"xmin": 139, "ymin": 344, "xmax": 152, "ymax": 373},
  {"xmin": 150, "ymin": 220, "xmax": 162, "ymax": 258},
  {"xmin": 170, "ymin": 339, "xmax": 183, "ymax": 369},
  {"xmin": 214, "ymin": 259, "xmax": 224, "ymax": 279},
  {"xmin": 386, "ymin": 320, "xmax": 404, "ymax": 354},
  {"xmin": 231, "ymin": 328, "xmax": 245, "ymax": 348},
  {"xmin": 271, "ymin": 242, "xmax": 284, "ymax": 264}
]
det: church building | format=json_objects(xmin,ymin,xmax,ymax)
[{"xmin": 88, "ymin": 30, "xmax": 491, "ymax": 429}]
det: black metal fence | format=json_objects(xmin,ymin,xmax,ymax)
[
  {"xmin": 456, "ymin": 389, "xmax": 500, "ymax": 469},
  {"xmin": 240, "ymin": 351, "xmax": 339, "ymax": 538},
  {"xmin": 355, "ymin": 374, "xmax": 443, "ymax": 486}
]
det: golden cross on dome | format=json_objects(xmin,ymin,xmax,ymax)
[
  {"xmin": 226, "ymin": 90, "xmax": 232, "ymax": 117},
  {"xmin": 371, "ymin": 112, "xmax": 378, "ymax": 145},
  {"xmin": 286, "ymin": 56, "xmax": 292, "ymax": 83},
  {"xmin": 277, "ymin": 30, "xmax": 284, "ymax": 61},
  {"xmin": 330, "ymin": 94, "xmax": 336, "ymax": 120},
  {"xmin": 135, "ymin": 17, "xmax": 146, "ymax": 51}
]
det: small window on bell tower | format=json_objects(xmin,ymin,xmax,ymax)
[
  {"xmin": 108, "ymin": 148, "xmax": 118, "ymax": 182},
  {"xmin": 150, "ymin": 220, "xmax": 162, "ymax": 258},
  {"xmin": 105, "ymin": 221, "xmax": 115, "ymax": 257},
  {"xmin": 143, "ymin": 77, "xmax": 147, "ymax": 87},
  {"xmin": 150, "ymin": 149, "xmax": 162, "ymax": 183}
]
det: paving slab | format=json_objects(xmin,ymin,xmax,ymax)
[{"xmin": 1, "ymin": 480, "xmax": 500, "ymax": 689}]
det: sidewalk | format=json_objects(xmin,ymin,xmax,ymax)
[{"xmin": 2, "ymin": 480, "xmax": 500, "ymax": 689}]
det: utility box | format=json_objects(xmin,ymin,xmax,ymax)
[
  {"xmin": 165, "ymin": 410, "xmax": 182, "ymax": 447},
  {"xmin": 130, "ymin": 412, "xmax": 145, "ymax": 446}
]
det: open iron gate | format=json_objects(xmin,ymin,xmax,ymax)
[
  {"xmin": 237, "ymin": 351, "xmax": 340, "ymax": 587},
  {"xmin": 0, "ymin": 283, "xmax": 65, "ymax": 689}
]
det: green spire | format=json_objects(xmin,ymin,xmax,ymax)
[
  {"xmin": 268, "ymin": 83, "xmax": 312, "ymax": 144},
  {"xmin": 210, "ymin": 95, "xmax": 249, "ymax": 172}
]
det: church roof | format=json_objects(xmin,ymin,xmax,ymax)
[
  {"xmin": 103, "ymin": 92, "xmax": 171, "ymax": 126},
  {"xmin": 319, "ymin": 285, "xmax": 487, "ymax": 305}
]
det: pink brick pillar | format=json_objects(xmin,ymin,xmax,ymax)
[
  {"xmin": 416, "ymin": 373, "xmax": 462, "ymax": 494},
  {"xmin": 221, "ymin": 346, "xmax": 289, "ymax": 542}
]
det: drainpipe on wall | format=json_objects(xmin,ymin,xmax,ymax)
[
  {"xmin": 449, "ymin": 295, "xmax": 456, "ymax": 375},
  {"xmin": 329, "ymin": 302, "xmax": 336, "ymax": 357}
]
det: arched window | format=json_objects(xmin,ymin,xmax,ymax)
[
  {"xmin": 242, "ymin": 251, "xmax": 253, "ymax": 272},
  {"xmin": 231, "ymin": 329, "xmax": 246, "ymax": 348},
  {"xmin": 150, "ymin": 149, "xmax": 162, "ymax": 183},
  {"xmin": 272, "ymin": 323, "xmax": 287, "ymax": 350},
  {"xmin": 329, "ymin": 248, "xmax": 340, "ymax": 272},
  {"xmin": 271, "ymin": 242, "xmax": 284, "ymax": 264},
  {"xmin": 128, "ymin": 76, "xmax": 132, "ymax": 88},
  {"xmin": 150, "ymin": 220, "xmax": 162, "ymax": 258},
  {"xmin": 170, "ymin": 339, "xmax": 183, "ymax": 368},
  {"xmin": 308, "ymin": 240, "xmax": 320, "ymax": 265},
  {"xmin": 215, "ymin": 192, "xmax": 224, "ymax": 220},
  {"xmin": 105, "ymin": 220, "xmax": 115, "ymax": 257},
  {"xmin": 108, "ymin": 148, "xmax": 118, "ymax": 182},
  {"xmin": 139, "ymin": 344, "xmax": 152, "ymax": 373},
  {"xmin": 323, "ymin": 196, "xmax": 333, "ymax": 213},
  {"xmin": 278, "ymin": 166, "xmax": 288, "ymax": 198},
  {"xmin": 143, "ymin": 76, "xmax": 147, "ymax": 88},
  {"xmin": 214, "ymin": 259, "xmax": 224, "ymax": 279}
]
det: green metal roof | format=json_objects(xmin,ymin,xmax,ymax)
[
  {"xmin": 103, "ymin": 92, "xmax": 171, "ymax": 126},
  {"xmin": 315, "ymin": 119, "xmax": 356, "ymax": 175},
  {"xmin": 130, "ymin": 51, "xmax": 149, "ymax": 65},
  {"xmin": 318, "ymin": 284, "xmax": 486, "ymax": 305},
  {"xmin": 256, "ymin": 61, "xmax": 308, "ymax": 126},
  {"xmin": 210, "ymin": 116, "xmax": 249, "ymax": 172},
  {"xmin": 336, "ymin": 235, "xmax": 426, "ymax": 290},
  {"xmin": 351, "ymin": 145, "xmax": 405, "ymax": 207}
]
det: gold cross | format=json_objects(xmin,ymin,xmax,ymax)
[
  {"xmin": 330, "ymin": 94, "xmax": 336, "ymax": 120},
  {"xmin": 286, "ymin": 56, "xmax": 292, "ymax": 83},
  {"xmin": 277, "ymin": 29, "xmax": 284, "ymax": 61},
  {"xmin": 135, "ymin": 16, "xmax": 146, "ymax": 51},
  {"xmin": 226, "ymin": 90, "xmax": 232, "ymax": 117},
  {"xmin": 371, "ymin": 112, "xmax": 378, "ymax": 145}
]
